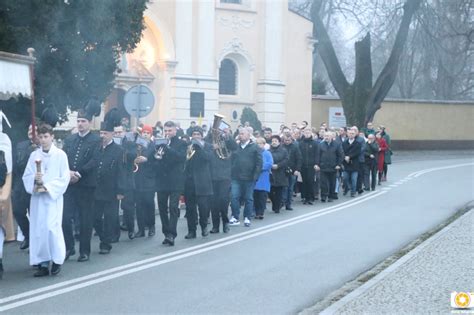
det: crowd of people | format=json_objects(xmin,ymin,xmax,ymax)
[{"xmin": 0, "ymin": 106, "xmax": 392, "ymax": 279}]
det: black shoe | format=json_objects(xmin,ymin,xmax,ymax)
[
  {"xmin": 77, "ymin": 254, "xmax": 89, "ymax": 262},
  {"xmin": 167, "ymin": 236, "xmax": 175, "ymax": 246},
  {"xmin": 307, "ymin": 201, "xmax": 313, "ymax": 205},
  {"xmin": 343, "ymin": 190, "xmax": 348, "ymax": 196},
  {"xmin": 303, "ymin": 200, "xmax": 308, "ymax": 205},
  {"xmin": 20, "ymin": 239, "xmax": 29, "ymax": 250},
  {"xmin": 148, "ymin": 226, "xmax": 156, "ymax": 237},
  {"xmin": 350, "ymin": 193, "xmax": 356, "ymax": 197},
  {"xmin": 34, "ymin": 267, "xmax": 49, "ymax": 277},
  {"xmin": 185, "ymin": 231, "xmax": 196, "ymax": 239},
  {"xmin": 65, "ymin": 248, "xmax": 76, "ymax": 261},
  {"xmin": 134, "ymin": 230, "xmax": 145, "ymax": 238},
  {"xmin": 285, "ymin": 206, "xmax": 293, "ymax": 211},
  {"xmin": 332, "ymin": 195, "xmax": 339, "ymax": 200},
  {"xmin": 99, "ymin": 248, "xmax": 111, "ymax": 255},
  {"xmin": 223, "ymin": 224, "xmax": 230, "ymax": 233},
  {"xmin": 51, "ymin": 263, "xmax": 61, "ymax": 275},
  {"xmin": 120, "ymin": 224, "xmax": 128, "ymax": 231},
  {"xmin": 321, "ymin": 198, "xmax": 326, "ymax": 203},
  {"xmin": 128, "ymin": 231, "xmax": 135, "ymax": 240},
  {"xmin": 358, "ymin": 190, "xmax": 364, "ymax": 195},
  {"xmin": 364, "ymin": 188, "xmax": 370, "ymax": 191},
  {"xmin": 210, "ymin": 227, "xmax": 219, "ymax": 234},
  {"xmin": 201, "ymin": 227, "xmax": 209, "ymax": 237}
]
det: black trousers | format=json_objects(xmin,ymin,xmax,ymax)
[
  {"xmin": 185, "ymin": 181, "xmax": 211, "ymax": 233},
  {"xmin": 63, "ymin": 186, "xmax": 95, "ymax": 255},
  {"xmin": 320, "ymin": 171, "xmax": 337, "ymax": 199},
  {"xmin": 136, "ymin": 190, "xmax": 155, "ymax": 231},
  {"xmin": 210, "ymin": 180, "xmax": 230, "ymax": 229},
  {"xmin": 12, "ymin": 191, "xmax": 30, "ymax": 239},
  {"xmin": 254, "ymin": 190, "xmax": 268, "ymax": 216},
  {"xmin": 364, "ymin": 161, "xmax": 377, "ymax": 190},
  {"xmin": 94, "ymin": 199, "xmax": 119, "ymax": 251},
  {"xmin": 356, "ymin": 163, "xmax": 364, "ymax": 192},
  {"xmin": 157, "ymin": 191, "xmax": 180, "ymax": 238},
  {"xmin": 301, "ymin": 166, "xmax": 315, "ymax": 201},
  {"xmin": 121, "ymin": 190, "xmax": 135, "ymax": 233},
  {"xmin": 269, "ymin": 186, "xmax": 284, "ymax": 211}
]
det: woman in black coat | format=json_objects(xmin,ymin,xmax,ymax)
[{"xmin": 269, "ymin": 136, "xmax": 289, "ymax": 213}]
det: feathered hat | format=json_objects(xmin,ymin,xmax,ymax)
[
  {"xmin": 100, "ymin": 108, "xmax": 122, "ymax": 132},
  {"xmin": 78, "ymin": 97, "xmax": 101, "ymax": 121},
  {"xmin": 40, "ymin": 105, "xmax": 59, "ymax": 128}
]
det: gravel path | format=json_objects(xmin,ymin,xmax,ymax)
[{"xmin": 327, "ymin": 210, "xmax": 474, "ymax": 314}]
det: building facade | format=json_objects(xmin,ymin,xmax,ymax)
[{"xmin": 106, "ymin": 0, "xmax": 313, "ymax": 131}]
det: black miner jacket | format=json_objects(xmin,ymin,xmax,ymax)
[
  {"xmin": 13, "ymin": 140, "xmax": 36, "ymax": 196},
  {"xmin": 231, "ymin": 141, "xmax": 262, "ymax": 182},
  {"xmin": 93, "ymin": 141, "xmax": 126, "ymax": 201},
  {"xmin": 204, "ymin": 135, "xmax": 238, "ymax": 182},
  {"xmin": 152, "ymin": 136, "xmax": 187, "ymax": 192},
  {"xmin": 317, "ymin": 140, "xmax": 343, "ymax": 172},
  {"xmin": 63, "ymin": 132, "xmax": 101, "ymax": 188},
  {"xmin": 184, "ymin": 142, "xmax": 214, "ymax": 196}
]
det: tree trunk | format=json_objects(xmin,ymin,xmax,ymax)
[{"xmin": 365, "ymin": 0, "xmax": 422, "ymax": 124}]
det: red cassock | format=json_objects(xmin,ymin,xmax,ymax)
[{"xmin": 376, "ymin": 138, "xmax": 388, "ymax": 172}]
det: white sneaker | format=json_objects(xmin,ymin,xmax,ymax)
[
  {"xmin": 244, "ymin": 217, "xmax": 251, "ymax": 227},
  {"xmin": 229, "ymin": 217, "xmax": 240, "ymax": 226}
]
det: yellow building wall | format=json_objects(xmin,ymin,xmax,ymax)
[{"xmin": 312, "ymin": 97, "xmax": 474, "ymax": 141}]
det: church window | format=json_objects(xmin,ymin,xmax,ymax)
[{"xmin": 219, "ymin": 59, "xmax": 237, "ymax": 95}]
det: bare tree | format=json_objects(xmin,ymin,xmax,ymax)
[{"xmin": 311, "ymin": 0, "xmax": 422, "ymax": 126}]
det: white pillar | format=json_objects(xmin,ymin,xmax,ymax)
[
  {"xmin": 264, "ymin": 0, "xmax": 283, "ymax": 80},
  {"xmin": 175, "ymin": 0, "xmax": 193, "ymax": 75},
  {"xmin": 257, "ymin": 0, "xmax": 286, "ymax": 131},
  {"xmin": 197, "ymin": 0, "xmax": 215, "ymax": 77}
]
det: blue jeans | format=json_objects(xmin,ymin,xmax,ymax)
[
  {"xmin": 343, "ymin": 171, "xmax": 358, "ymax": 194},
  {"xmin": 231, "ymin": 180, "xmax": 255, "ymax": 220},
  {"xmin": 282, "ymin": 175, "xmax": 296, "ymax": 207}
]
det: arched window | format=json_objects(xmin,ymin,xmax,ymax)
[{"xmin": 219, "ymin": 59, "xmax": 237, "ymax": 95}]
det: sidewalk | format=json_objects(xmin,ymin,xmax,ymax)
[{"xmin": 321, "ymin": 208, "xmax": 474, "ymax": 314}]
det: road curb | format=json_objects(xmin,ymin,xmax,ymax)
[{"xmin": 319, "ymin": 208, "xmax": 473, "ymax": 315}]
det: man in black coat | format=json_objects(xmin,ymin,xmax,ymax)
[
  {"xmin": 62, "ymin": 109, "xmax": 101, "ymax": 261},
  {"xmin": 342, "ymin": 129, "xmax": 362, "ymax": 197},
  {"xmin": 363, "ymin": 134, "xmax": 379, "ymax": 191},
  {"xmin": 11, "ymin": 126, "xmax": 37, "ymax": 250},
  {"xmin": 298, "ymin": 128, "xmax": 319, "ymax": 204},
  {"xmin": 152, "ymin": 121, "xmax": 187, "ymax": 246},
  {"xmin": 205, "ymin": 128, "xmax": 238, "ymax": 234},
  {"xmin": 184, "ymin": 127, "xmax": 213, "ymax": 239},
  {"xmin": 229, "ymin": 127, "xmax": 262, "ymax": 227},
  {"xmin": 316, "ymin": 131, "xmax": 343, "ymax": 202},
  {"xmin": 281, "ymin": 135, "xmax": 302, "ymax": 210},
  {"xmin": 91, "ymin": 120, "xmax": 126, "ymax": 256}
]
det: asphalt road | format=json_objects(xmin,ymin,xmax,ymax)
[{"xmin": 1, "ymin": 153, "xmax": 473, "ymax": 314}]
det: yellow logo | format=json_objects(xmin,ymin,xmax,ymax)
[{"xmin": 452, "ymin": 292, "xmax": 473, "ymax": 309}]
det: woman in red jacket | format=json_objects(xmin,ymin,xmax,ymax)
[{"xmin": 376, "ymin": 132, "xmax": 388, "ymax": 184}]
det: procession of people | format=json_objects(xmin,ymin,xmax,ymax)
[{"xmin": 0, "ymin": 106, "xmax": 392, "ymax": 279}]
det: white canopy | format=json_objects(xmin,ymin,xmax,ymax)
[{"xmin": 0, "ymin": 51, "xmax": 35, "ymax": 101}]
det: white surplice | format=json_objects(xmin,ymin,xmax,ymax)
[{"xmin": 22, "ymin": 144, "xmax": 70, "ymax": 265}]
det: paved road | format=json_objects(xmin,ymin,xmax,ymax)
[{"xmin": 1, "ymin": 154, "xmax": 473, "ymax": 314}]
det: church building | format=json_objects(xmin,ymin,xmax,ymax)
[{"xmin": 108, "ymin": 0, "xmax": 314, "ymax": 130}]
